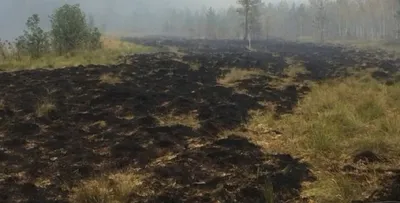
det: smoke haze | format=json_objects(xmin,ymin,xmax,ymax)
[{"xmin": 0, "ymin": 0, "xmax": 306, "ymax": 40}]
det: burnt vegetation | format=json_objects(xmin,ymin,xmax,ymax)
[
  {"xmin": 0, "ymin": 37, "xmax": 399, "ymax": 203},
  {"xmin": 1, "ymin": 1, "xmax": 400, "ymax": 203}
]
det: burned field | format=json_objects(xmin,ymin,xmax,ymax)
[{"xmin": 1, "ymin": 38, "xmax": 400, "ymax": 203}]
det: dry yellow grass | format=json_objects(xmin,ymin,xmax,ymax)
[
  {"xmin": 156, "ymin": 111, "xmax": 200, "ymax": 129},
  {"xmin": 91, "ymin": 120, "xmax": 107, "ymax": 128},
  {"xmin": 70, "ymin": 168, "xmax": 152, "ymax": 203},
  {"xmin": 101, "ymin": 36, "xmax": 144, "ymax": 50},
  {"xmin": 0, "ymin": 36, "xmax": 154, "ymax": 71},
  {"xmin": 99, "ymin": 73, "xmax": 122, "ymax": 85},
  {"xmin": 218, "ymin": 67, "xmax": 265, "ymax": 86},
  {"xmin": 122, "ymin": 112, "xmax": 135, "ymax": 120},
  {"xmin": 188, "ymin": 62, "xmax": 201, "ymax": 71},
  {"xmin": 277, "ymin": 57, "xmax": 309, "ymax": 86},
  {"xmin": 284, "ymin": 59, "xmax": 308, "ymax": 78},
  {"xmin": 167, "ymin": 46, "xmax": 186, "ymax": 57},
  {"xmin": 35, "ymin": 98, "xmax": 56, "ymax": 117},
  {"xmin": 245, "ymin": 74, "xmax": 400, "ymax": 202}
]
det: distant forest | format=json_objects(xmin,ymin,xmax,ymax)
[
  {"xmin": 2, "ymin": 0, "xmax": 400, "ymax": 42},
  {"xmin": 162, "ymin": 0, "xmax": 400, "ymax": 42}
]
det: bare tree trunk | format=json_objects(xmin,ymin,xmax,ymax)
[
  {"xmin": 320, "ymin": 28, "xmax": 324, "ymax": 43},
  {"xmin": 318, "ymin": 17, "xmax": 324, "ymax": 43},
  {"xmin": 300, "ymin": 25, "xmax": 303, "ymax": 38},
  {"xmin": 244, "ymin": 10, "xmax": 248, "ymax": 40},
  {"xmin": 248, "ymin": 30, "xmax": 252, "ymax": 49}
]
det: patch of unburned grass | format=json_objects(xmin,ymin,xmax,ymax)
[
  {"xmin": 156, "ymin": 111, "xmax": 200, "ymax": 129},
  {"xmin": 0, "ymin": 36, "xmax": 154, "ymax": 71},
  {"xmin": 91, "ymin": 120, "xmax": 107, "ymax": 128},
  {"xmin": 188, "ymin": 62, "xmax": 201, "ymax": 71},
  {"xmin": 122, "ymin": 112, "xmax": 135, "ymax": 120},
  {"xmin": 35, "ymin": 98, "xmax": 56, "ymax": 117},
  {"xmin": 218, "ymin": 67, "xmax": 265, "ymax": 86},
  {"xmin": 281, "ymin": 58, "xmax": 308, "ymax": 84},
  {"xmin": 246, "ymin": 75, "xmax": 400, "ymax": 202},
  {"xmin": 70, "ymin": 168, "xmax": 152, "ymax": 203},
  {"xmin": 303, "ymin": 172, "xmax": 368, "ymax": 203},
  {"xmin": 284, "ymin": 64, "xmax": 307, "ymax": 79},
  {"xmin": 167, "ymin": 46, "xmax": 185, "ymax": 57},
  {"xmin": 99, "ymin": 73, "xmax": 122, "ymax": 85}
]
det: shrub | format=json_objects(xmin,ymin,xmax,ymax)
[
  {"xmin": 14, "ymin": 36, "xmax": 27, "ymax": 60},
  {"xmin": 87, "ymin": 27, "xmax": 102, "ymax": 49},
  {"xmin": 50, "ymin": 4, "xmax": 102, "ymax": 55},
  {"xmin": 0, "ymin": 39, "xmax": 7, "ymax": 59},
  {"xmin": 16, "ymin": 14, "xmax": 50, "ymax": 58}
]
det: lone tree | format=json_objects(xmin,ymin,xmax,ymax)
[
  {"xmin": 16, "ymin": 14, "xmax": 49, "ymax": 58},
  {"xmin": 237, "ymin": 0, "xmax": 263, "ymax": 41},
  {"xmin": 310, "ymin": 0, "xmax": 328, "ymax": 43}
]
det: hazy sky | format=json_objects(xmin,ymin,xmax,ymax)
[
  {"xmin": 140, "ymin": 0, "xmax": 306, "ymax": 9},
  {"xmin": 1, "ymin": 0, "xmax": 307, "ymax": 11},
  {"xmin": 185, "ymin": 0, "xmax": 306, "ymax": 7},
  {"xmin": 0, "ymin": 0, "xmax": 307, "ymax": 40}
]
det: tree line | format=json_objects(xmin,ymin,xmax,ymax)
[
  {"xmin": 162, "ymin": 0, "xmax": 400, "ymax": 43},
  {"xmin": 0, "ymin": 4, "xmax": 101, "ymax": 60},
  {"xmin": 3, "ymin": 0, "xmax": 400, "ymax": 60}
]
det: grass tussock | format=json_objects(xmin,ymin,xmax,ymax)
[
  {"xmin": 284, "ymin": 62, "xmax": 307, "ymax": 78},
  {"xmin": 0, "ymin": 36, "xmax": 154, "ymax": 71},
  {"xmin": 70, "ymin": 169, "xmax": 152, "ymax": 203},
  {"xmin": 35, "ymin": 98, "xmax": 56, "ymax": 117},
  {"xmin": 91, "ymin": 120, "xmax": 107, "ymax": 128},
  {"xmin": 156, "ymin": 111, "xmax": 200, "ymax": 129},
  {"xmin": 188, "ymin": 62, "xmax": 201, "ymax": 71},
  {"xmin": 99, "ymin": 73, "xmax": 122, "ymax": 85},
  {"xmin": 218, "ymin": 67, "xmax": 264, "ymax": 86},
  {"xmin": 247, "ymin": 75, "xmax": 400, "ymax": 202},
  {"xmin": 283, "ymin": 76, "xmax": 400, "ymax": 159},
  {"xmin": 302, "ymin": 172, "xmax": 367, "ymax": 203}
]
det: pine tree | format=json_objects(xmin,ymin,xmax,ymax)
[{"xmin": 237, "ymin": 0, "xmax": 263, "ymax": 41}]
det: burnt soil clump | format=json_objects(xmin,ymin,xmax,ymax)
[{"xmin": 1, "ymin": 38, "xmax": 400, "ymax": 202}]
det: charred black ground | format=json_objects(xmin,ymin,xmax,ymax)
[{"xmin": 0, "ymin": 38, "xmax": 399, "ymax": 203}]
